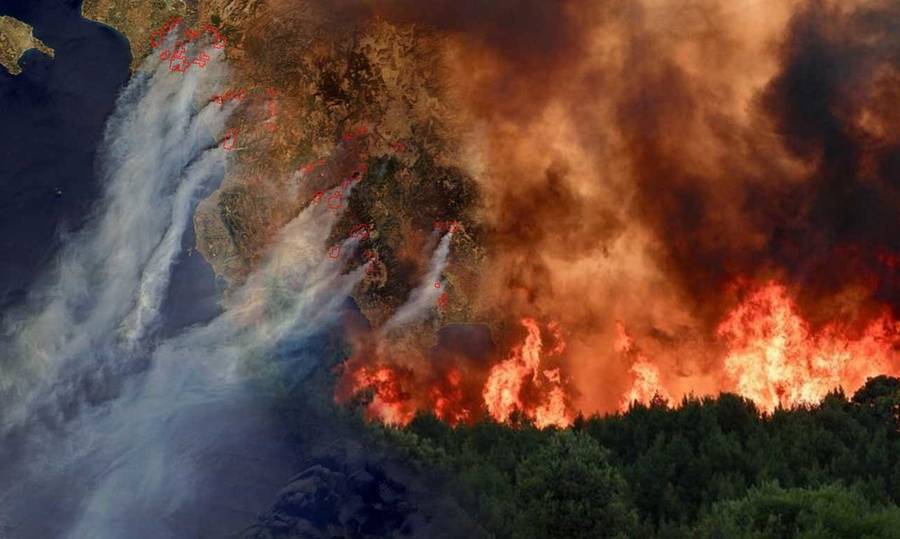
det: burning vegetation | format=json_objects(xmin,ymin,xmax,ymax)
[
  {"xmin": 329, "ymin": 0, "xmax": 899, "ymax": 427},
  {"xmin": 338, "ymin": 280, "xmax": 898, "ymax": 425},
  {"xmin": 336, "ymin": 318, "xmax": 574, "ymax": 427}
]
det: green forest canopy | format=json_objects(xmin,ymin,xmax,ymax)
[{"xmin": 376, "ymin": 375, "xmax": 900, "ymax": 538}]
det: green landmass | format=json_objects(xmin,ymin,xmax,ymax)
[{"xmin": 361, "ymin": 375, "xmax": 900, "ymax": 538}]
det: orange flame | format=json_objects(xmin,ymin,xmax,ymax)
[
  {"xmin": 534, "ymin": 385, "xmax": 569, "ymax": 428},
  {"xmin": 430, "ymin": 368, "xmax": 471, "ymax": 424},
  {"xmin": 718, "ymin": 282, "xmax": 899, "ymax": 412},
  {"xmin": 338, "ymin": 317, "xmax": 574, "ymax": 428},
  {"xmin": 622, "ymin": 361, "xmax": 671, "ymax": 410},
  {"xmin": 349, "ymin": 365, "xmax": 415, "ymax": 426},
  {"xmin": 616, "ymin": 321, "xmax": 672, "ymax": 410},
  {"xmin": 482, "ymin": 318, "xmax": 572, "ymax": 427},
  {"xmin": 338, "ymin": 281, "xmax": 897, "ymax": 426}
]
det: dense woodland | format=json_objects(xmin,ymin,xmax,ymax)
[{"xmin": 374, "ymin": 376, "xmax": 900, "ymax": 538}]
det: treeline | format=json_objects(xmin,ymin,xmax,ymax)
[{"xmin": 378, "ymin": 376, "xmax": 900, "ymax": 538}]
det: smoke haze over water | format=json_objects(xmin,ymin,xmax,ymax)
[{"xmin": 0, "ymin": 35, "xmax": 364, "ymax": 537}]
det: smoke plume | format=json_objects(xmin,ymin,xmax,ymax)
[
  {"xmin": 383, "ymin": 231, "xmax": 453, "ymax": 331},
  {"xmin": 0, "ymin": 31, "xmax": 366, "ymax": 537},
  {"xmin": 335, "ymin": 0, "xmax": 899, "ymax": 416}
]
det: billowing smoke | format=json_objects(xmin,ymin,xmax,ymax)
[
  {"xmin": 0, "ymin": 34, "xmax": 231, "ymax": 429},
  {"xmin": 60, "ymin": 189, "xmax": 365, "ymax": 537},
  {"xmin": 121, "ymin": 149, "xmax": 224, "ymax": 345},
  {"xmin": 0, "ymin": 32, "xmax": 365, "ymax": 536},
  {"xmin": 332, "ymin": 0, "xmax": 899, "ymax": 418}
]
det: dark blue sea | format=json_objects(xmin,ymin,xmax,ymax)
[{"xmin": 0, "ymin": 0, "xmax": 221, "ymax": 323}]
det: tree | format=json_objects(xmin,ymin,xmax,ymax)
[
  {"xmin": 694, "ymin": 482, "xmax": 900, "ymax": 539},
  {"xmin": 512, "ymin": 430, "xmax": 638, "ymax": 538},
  {"xmin": 852, "ymin": 376, "xmax": 900, "ymax": 427}
]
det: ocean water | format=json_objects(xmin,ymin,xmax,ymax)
[
  {"xmin": 0, "ymin": 0, "xmax": 221, "ymax": 323},
  {"xmin": 0, "ymin": 8, "xmax": 321, "ymax": 534},
  {"xmin": 0, "ymin": 0, "xmax": 130, "ymax": 308}
]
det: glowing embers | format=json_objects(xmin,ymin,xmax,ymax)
[
  {"xmin": 211, "ymin": 88, "xmax": 246, "ymax": 106},
  {"xmin": 222, "ymin": 128, "xmax": 238, "ymax": 151},
  {"xmin": 482, "ymin": 319, "xmax": 572, "ymax": 428},
  {"xmin": 717, "ymin": 282, "xmax": 899, "ymax": 412}
]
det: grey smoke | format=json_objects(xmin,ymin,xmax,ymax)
[
  {"xmin": 382, "ymin": 231, "xmax": 453, "ymax": 331},
  {"xmin": 0, "ymin": 32, "xmax": 365, "ymax": 538},
  {"xmin": 0, "ymin": 36, "xmax": 231, "ymax": 429}
]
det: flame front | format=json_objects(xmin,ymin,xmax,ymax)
[
  {"xmin": 482, "ymin": 318, "xmax": 572, "ymax": 427},
  {"xmin": 616, "ymin": 321, "xmax": 672, "ymax": 410},
  {"xmin": 718, "ymin": 282, "xmax": 898, "ymax": 412},
  {"xmin": 337, "ymin": 317, "xmax": 573, "ymax": 428},
  {"xmin": 337, "ymin": 280, "xmax": 898, "ymax": 426}
]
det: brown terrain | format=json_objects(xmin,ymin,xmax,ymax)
[
  {"xmin": 0, "ymin": 15, "xmax": 54, "ymax": 75},
  {"xmin": 81, "ymin": 0, "xmax": 485, "ymax": 342}
]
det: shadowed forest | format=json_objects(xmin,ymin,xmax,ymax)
[{"xmin": 362, "ymin": 375, "xmax": 900, "ymax": 538}]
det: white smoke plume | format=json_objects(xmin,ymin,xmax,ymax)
[
  {"xmin": 382, "ymin": 232, "xmax": 453, "ymax": 331},
  {"xmin": 62, "ymin": 187, "xmax": 365, "ymax": 538},
  {"xmin": 0, "ymin": 35, "xmax": 231, "ymax": 429},
  {"xmin": 0, "ymin": 31, "xmax": 365, "ymax": 537},
  {"xmin": 121, "ymin": 149, "xmax": 224, "ymax": 345}
]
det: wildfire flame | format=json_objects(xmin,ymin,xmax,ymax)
[
  {"xmin": 430, "ymin": 367, "xmax": 471, "ymax": 424},
  {"xmin": 347, "ymin": 364, "xmax": 415, "ymax": 426},
  {"xmin": 482, "ymin": 318, "xmax": 572, "ymax": 427},
  {"xmin": 616, "ymin": 321, "xmax": 672, "ymax": 411},
  {"xmin": 338, "ymin": 282, "xmax": 897, "ymax": 426},
  {"xmin": 337, "ymin": 317, "xmax": 573, "ymax": 428},
  {"xmin": 718, "ymin": 282, "xmax": 899, "ymax": 412}
]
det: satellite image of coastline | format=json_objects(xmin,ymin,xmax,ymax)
[{"xmin": 0, "ymin": 0, "xmax": 898, "ymax": 537}]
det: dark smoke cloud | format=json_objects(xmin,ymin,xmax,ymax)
[
  {"xmin": 374, "ymin": 0, "xmax": 581, "ymax": 62},
  {"xmin": 323, "ymin": 0, "xmax": 899, "ymax": 413},
  {"xmin": 615, "ymin": 0, "xmax": 900, "ymax": 329},
  {"xmin": 761, "ymin": 0, "xmax": 900, "ymax": 316},
  {"xmin": 369, "ymin": 0, "xmax": 593, "ymax": 123}
]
